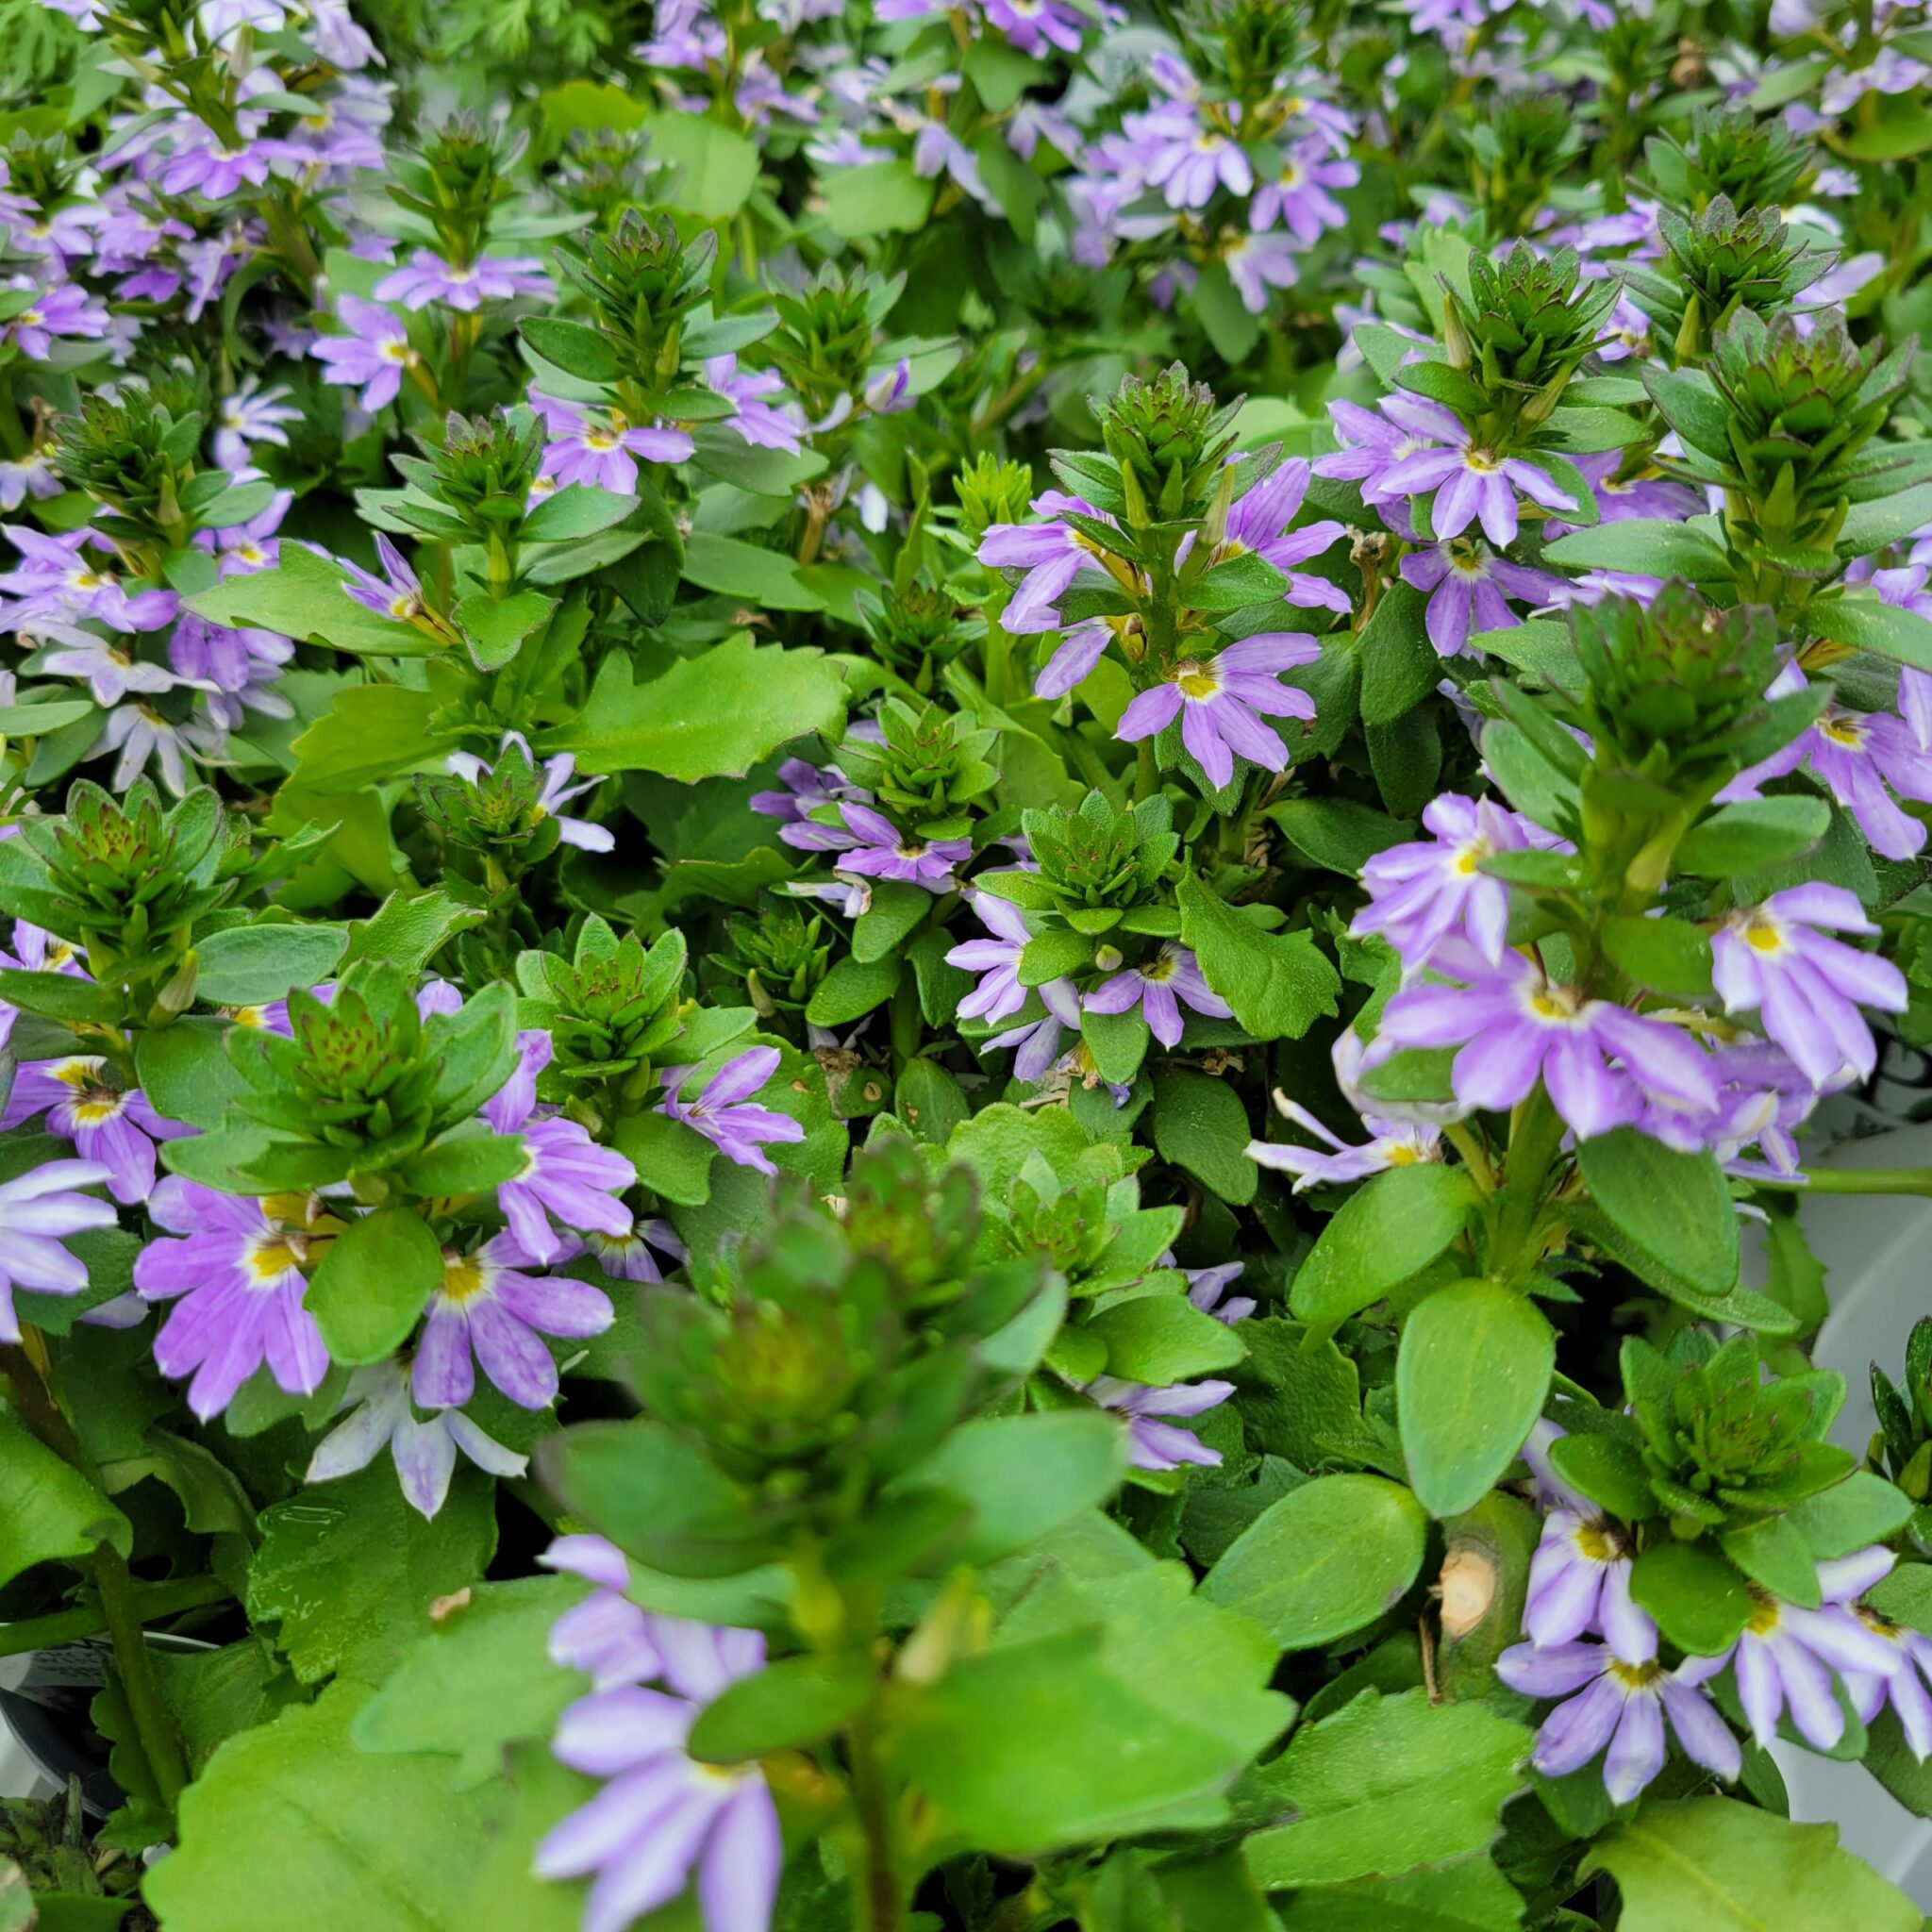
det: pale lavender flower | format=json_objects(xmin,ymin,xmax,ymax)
[
  {"xmin": 806, "ymin": 803, "xmax": 971, "ymax": 891},
  {"xmin": 1246, "ymin": 1090, "xmax": 1442, "ymax": 1190},
  {"xmin": 752, "ymin": 757, "xmax": 871, "ymax": 830},
  {"xmin": 0, "ymin": 1160, "xmax": 117, "ymax": 1345},
  {"xmin": 1084, "ymin": 942, "xmax": 1231, "ymax": 1048},
  {"xmin": 1721, "ymin": 666, "xmax": 1932, "ymax": 861},
  {"xmin": 576, "ymin": 1220, "xmax": 688, "ymax": 1284},
  {"xmin": 449, "ymin": 733, "xmax": 613, "ymax": 852},
  {"xmin": 1400, "ymin": 539, "xmax": 1561, "ymax": 658},
  {"xmin": 704, "ymin": 355, "xmax": 801, "ymax": 454},
  {"xmin": 1354, "ymin": 793, "xmax": 1560, "ymax": 969},
  {"xmin": 1845, "ymin": 1590, "xmax": 1932, "ymax": 1761},
  {"xmin": 1114, "ymin": 635, "xmax": 1319, "ymax": 789},
  {"xmin": 132, "ymin": 1178, "xmax": 330, "ymax": 1419},
  {"xmin": 1089, "ymin": 1374, "xmax": 1235, "ymax": 1470},
  {"xmin": 984, "ymin": 979, "xmax": 1081, "ymax": 1080},
  {"xmin": 1313, "ymin": 397, "xmax": 1446, "ymax": 505},
  {"xmin": 413, "ymin": 1231, "xmax": 613, "ymax": 1411},
  {"xmin": 1561, "ymin": 451, "xmax": 1701, "ymax": 529},
  {"xmin": 1224, "ymin": 231, "xmax": 1299, "ymax": 313},
  {"xmin": 1496, "ymin": 1639, "xmax": 1740, "ymax": 1804},
  {"xmin": 482, "ymin": 1030, "xmax": 637, "ymax": 1261},
  {"xmin": 1711, "ymin": 884, "xmax": 1907, "ymax": 1089},
  {"xmin": 1373, "ymin": 941, "xmax": 1719, "ymax": 1141},
  {"xmin": 32, "ymin": 622, "xmax": 188, "ymax": 707},
  {"xmin": 1519, "ymin": 1429, "xmax": 1657, "ymax": 1659},
  {"xmin": 311, "ymin": 295, "xmax": 419, "ymax": 409},
  {"xmin": 306, "ymin": 1359, "xmax": 528, "ymax": 1519},
  {"xmin": 0, "ymin": 449, "xmax": 60, "ymax": 511},
  {"xmin": 945, "ymin": 892, "xmax": 1038, "ymax": 1025},
  {"xmin": 983, "ymin": 0, "xmax": 1087, "ymax": 54},
  {"xmin": 1208, "ymin": 459, "xmax": 1349, "ymax": 613},
  {"xmin": 1249, "ymin": 142, "xmax": 1358, "ymax": 242},
  {"xmin": 1176, "ymin": 1257, "xmax": 1256, "ymax": 1324},
  {"xmin": 978, "ymin": 491, "xmax": 1124, "ymax": 633},
  {"xmin": 658, "ymin": 1047, "xmax": 805, "ymax": 1176},
  {"xmin": 0, "ymin": 526, "xmax": 176, "ymax": 633},
  {"xmin": 1141, "ymin": 117, "xmax": 1254, "ymax": 210},
  {"xmin": 375, "ymin": 251, "xmax": 552, "ymax": 311},
  {"xmin": 212, "ymin": 377, "xmax": 300, "ymax": 472},
  {"xmin": 340, "ymin": 533, "xmax": 431, "ymax": 624},
  {"xmin": 1, "ymin": 279, "xmax": 108, "ymax": 359},
  {"xmin": 541, "ymin": 1534, "xmax": 662, "ymax": 1690},
  {"xmin": 528, "ymin": 388, "xmax": 693, "ymax": 493},
  {"xmin": 1678, "ymin": 1548, "xmax": 1904, "ymax": 1753},
  {"xmin": 2, "ymin": 1058, "xmax": 190, "ymax": 1204},
  {"xmin": 1374, "ymin": 397, "xmax": 1580, "ymax": 545},
  {"xmin": 536, "ymin": 1618, "xmax": 781, "ymax": 1932}
]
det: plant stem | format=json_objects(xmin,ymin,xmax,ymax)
[
  {"xmin": 0, "ymin": 1575, "xmax": 233, "ymax": 1659},
  {"xmin": 1752, "ymin": 1167, "xmax": 1932, "ymax": 1198},
  {"xmin": 845, "ymin": 1707, "xmax": 904, "ymax": 1932},
  {"xmin": 1491, "ymin": 1086, "xmax": 1565, "ymax": 1280}
]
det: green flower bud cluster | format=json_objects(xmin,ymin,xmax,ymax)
[
  {"xmin": 854, "ymin": 576, "xmax": 974, "ymax": 691},
  {"xmin": 1646, "ymin": 104, "xmax": 1814, "ymax": 220},
  {"xmin": 1095, "ymin": 363, "xmax": 1241, "ymax": 524},
  {"xmin": 550, "ymin": 210, "xmax": 715, "ymax": 398},
  {"xmin": 514, "ymin": 917, "xmax": 690, "ymax": 1105},
  {"xmin": 954, "ymin": 453, "xmax": 1035, "ymax": 543},
  {"xmin": 387, "ymin": 115, "xmax": 521, "ymax": 269},
  {"xmin": 834, "ymin": 698, "xmax": 998, "ymax": 841},
  {"xmin": 715, "ymin": 898, "xmax": 834, "ymax": 1018},
  {"xmin": 1630, "ymin": 198, "xmax": 1836, "ymax": 363},
  {"xmin": 52, "ymin": 384, "xmax": 203, "ymax": 549},
  {"xmin": 989, "ymin": 791, "xmax": 1181, "ymax": 932},
  {"xmin": 767, "ymin": 262, "xmax": 903, "ymax": 432}
]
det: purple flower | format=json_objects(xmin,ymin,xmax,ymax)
[
  {"xmin": 541, "ymin": 1534, "xmax": 662, "ymax": 1690},
  {"xmin": 306, "ymin": 1359, "xmax": 528, "ymax": 1519},
  {"xmin": 1089, "ymin": 1374, "xmax": 1235, "ymax": 1470},
  {"xmin": 1313, "ymin": 398, "xmax": 1447, "ymax": 506},
  {"xmin": 1711, "ymin": 884, "xmax": 1908, "ymax": 1089},
  {"xmin": 482, "ymin": 1032, "xmax": 637, "ymax": 1260},
  {"xmin": 1845, "ymin": 1582, "xmax": 1932, "ymax": 1761},
  {"xmin": 0, "ymin": 1159, "xmax": 117, "ymax": 1345},
  {"xmin": 658, "ymin": 1047, "xmax": 805, "ymax": 1176},
  {"xmin": 1249, "ymin": 142, "xmax": 1357, "ymax": 242},
  {"xmin": 805, "ymin": 803, "xmax": 971, "ymax": 891},
  {"xmin": 1354, "ymin": 793, "xmax": 1562, "ymax": 970},
  {"xmin": 704, "ymin": 356, "xmax": 801, "ymax": 454},
  {"xmin": 1178, "ymin": 1258, "xmax": 1256, "ymax": 1324},
  {"xmin": 445, "ymin": 733, "xmax": 614, "ymax": 854},
  {"xmin": 1224, "ymin": 232, "xmax": 1299, "ymax": 313},
  {"xmin": 752, "ymin": 757, "xmax": 871, "ymax": 829},
  {"xmin": 1115, "ymin": 634, "xmax": 1319, "ymax": 790},
  {"xmin": 945, "ymin": 892, "xmax": 1043, "ymax": 1025},
  {"xmin": 1722, "ymin": 667, "xmax": 1932, "ymax": 861},
  {"xmin": 374, "ymin": 251, "xmax": 553, "ymax": 311},
  {"xmin": 984, "ymin": 979, "xmax": 1082, "ymax": 1080},
  {"xmin": 1678, "ymin": 1548, "xmax": 1905, "ymax": 1753},
  {"xmin": 1373, "ymin": 942, "xmax": 1718, "ymax": 1141},
  {"xmin": 1400, "ymin": 539, "xmax": 1561, "ymax": 658},
  {"xmin": 1246, "ymin": 1092, "xmax": 1442, "ymax": 1191},
  {"xmin": 983, "ymin": 0, "xmax": 1087, "ymax": 54},
  {"xmin": 413, "ymin": 1232, "xmax": 613, "ymax": 1411},
  {"xmin": 1374, "ymin": 399, "xmax": 1580, "ymax": 547},
  {"xmin": 133, "ymin": 1181, "xmax": 333, "ymax": 1419},
  {"xmin": 1521, "ymin": 1444, "xmax": 1657, "ymax": 1660},
  {"xmin": 536, "ymin": 1618, "xmax": 781, "ymax": 1932},
  {"xmin": 1207, "ymin": 459, "xmax": 1349, "ymax": 614},
  {"xmin": 1496, "ymin": 1639, "xmax": 1740, "ymax": 1805},
  {"xmin": 978, "ymin": 491, "xmax": 1125, "ymax": 634},
  {"xmin": 212, "ymin": 377, "xmax": 300, "ymax": 473},
  {"xmin": 311, "ymin": 295, "xmax": 419, "ymax": 410},
  {"xmin": 0, "ymin": 526, "xmax": 176, "ymax": 634},
  {"xmin": 1141, "ymin": 118, "xmax": 1254, "ymax": 210},
  {"xmin": 1084, "ymin": 942, "xmax": 1232, "ymax": 1048},
  {"xmin": 2, "ymin": 1058, "xmax": 189, "ymax": 1204},
  {"xmin": 577, "ymin": 1220, "xmax": 687, "ymax": 1284},
  {"xmin": 2, "ymin": 279, "xmax": 108, "ymax": 360},
  {"xmin": 1560, "ymin": 451, "xmax": 1701, "ymax": 530},
  {"xmin": 339, "ymin": 533, "xmax": 433, "ymax": 625},
  {"xmin": 528, "ymin": 389, "xmax": 693, "ymax": 493}
]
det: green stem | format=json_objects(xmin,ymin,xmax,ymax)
[
  {"xmin": 845, "ymin": 1706, "xmax": 905, "ymax": 1932},
  {"xmin": 1751, "ymin": 1167, "xmax": 1932, "ymax": 1199},
  {"xmin": 1491, "ymin": 1086, "xmax": 1566, "ymax": 1280},
  {"xmin": 0, "ymin": 1575, "xmax": 232, "ymax": 1659},
  {"xmin": 982, "ymin": 612, "xmax": 1013, "ymax": 710},
  {"xmin": 1134, "ymin": 740, "xmax": 1158, "ymax": 803},
  {"xmin": 93, "ymin": 1544, "xmax": 190, "ymax": 1807}
]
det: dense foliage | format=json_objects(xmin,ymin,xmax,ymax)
[{"xmin": 11, "ymin": 0, "xmax": 1932, "ymax": 1926}]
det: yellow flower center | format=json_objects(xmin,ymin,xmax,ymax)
[
  {"xmin": 1821, "ymin": 717, "xmax": 1865, "ymax": 749},
  {"xmin": 1175, "ymin": 660, "xmax": 1221, "ymax": 701},
  {"xmin": 441, "ymin": 1253, "xmax": 490, "ymax": 1306},
  {"xmin": 246, "ymin": 1234, "xmax": 300, "ymax": 1283},
  {"xmin": 1607, "ymin": 1658, "xmax": 1662, "ymax": 1691}
]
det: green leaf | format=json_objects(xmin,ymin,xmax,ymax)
[
  {"xmin": 1088, "ymin": 1293, "xmax": 1247, "ymax": 1386},
  {"xmin": 890, "ymin": 1412, "xmax": 1129, "ymax": 1566},
  {"xmin": 548, "ymin": 633, "xmax": 845, "ymax": 779},
  {"xmin": 134, "ymin": 1019, "xmax": 249, "ymax": 1130},
  {"xmin": 142, "ymin": 1682, "xmax": 499, "ymax": 1932},
  {"xmin": 680, "ymin": 532, "xmax": 826, "ymax": 610},
  {"xmin": 0, "ymin": 968, "xmax": 121, "ymax": 1024},
  {"xmin": 611, "ymin": 1108, "xmax": 715, "ymax": 1207},
  {"xmin": 1244, "ymin": 1688, "xmax": 1531, "ymax": 1889},
  {"xmin": 1543, "ymin": 519, "xmax": 1731, "ymax": 579},
  {"xmin": 1628, "ymin": 1542, "xmax": 1753, "ymax": 1656},
  {"xmin": 1181, "ymin": 553, "xmax": 1290, "ymax": 612},
  {"xmin": 650, "ymin": 108, "xmax": 760, "ymax": 217},
  {"xmin": 1674, "ymin": 799, "xmax": 1832, "ymax": 877},
  {"xmin": 1581, "ymin": 1796, "xmax": 1920, "ymax": 1931},
  {"xmin": 1574, "ymin": 1128, "xmax": 1738, "ymax": 1299},
  {"xmin": 1600, "ymin": 914, "xmax": 1714, "ymax": 999},
  {"xmin": 400, "ymin": 1127, "xmax": 529, "ymax": 1197},
  {"xmin": 1081, "ymin": 1006, "xmax": 1150, "ymax": 1086},
  {"xmin": 1783, "ymin": 1471, "xmax": 1914, "ymax": 1559},
  {"xmin": 0, "ymin": 1407, "xmax": 129, "ymax": 1588},
  {"xmin": 1152, "ymin": 1068, "xmax": 1257, "ymax": 1205},
  {"xmin": 807, "ymin": 953, "xmax": 902, "ymax": 1026},
  {"xmin": 286, "ymin": 685, "xmax": 461, "ymax": 793},
  {"xmin": 1202, "ymin": 1474, "xmax": 1428, "ymax": 1650},
  {"xmin": 193, "ymin": 922, "xmax": 348, "ymax": 1006},
  {"xmin": 345, "ymin": 890, "xmax": 485, "ymax": 975},
  {"xmin": 1398, "ymin": 1282, "xmax": 1555, "ymax": 1519},
  {"xmin": 851, "ymin": 879, "xmax": 928, "ymax": 966},
  {"xmin": 1357, "ymin": 583, "xmax": 1443, "ymax": 726},
  {"xmin": 519, "ymin": 317, "xmax": 620, "ymax": 384},
  {"xmin": 519, "ymin": 486, "xmax": 636, "ymax": 545},
  {"xmin": 454, "ymin": 589, "xmax": 555, "ymax": 673},
  {"xmin": 1177, "ymin": 873, "xmax": 1340, "ymax": 1043},
  {"xmin": 824, "ymin": 158, "xmax": 936, "ymax": 237},
  {"xmin": 1547, "ymin": 1431, "xmax": 1654, "ymax": 1522},
  {"xmin": 187, "ymin": 541, "xmax": 433, "ymax": 658},
  {"xmin": 1721, "ymin": 1514, "xmax": 1822, "ymax": 1607},
  {"xmin": 353, "ymin": 1574, "xmax": 586, "ymax": 1786},
  {"xmin": 1807, "ymin": 592, "xmax": 1932, "ymax": 672},
  {"xmin": 1268, "ymin": 797, "xmax": 1411, "ymax": 874},
  {"xmin": 304, "ymin": 1205, "xmax": 444, "ymax": 1365},
  {"xmin": 1290, "ymin": 1163, "xmax": 1477, "ymax": 1339},
  {"xmin": 248, "ymin": 1466, "xmax": 496, "ymax": 1685},
  {"xmin": 688, "ymin": 1655, "xmax": 875, "ymax": 1762}
]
